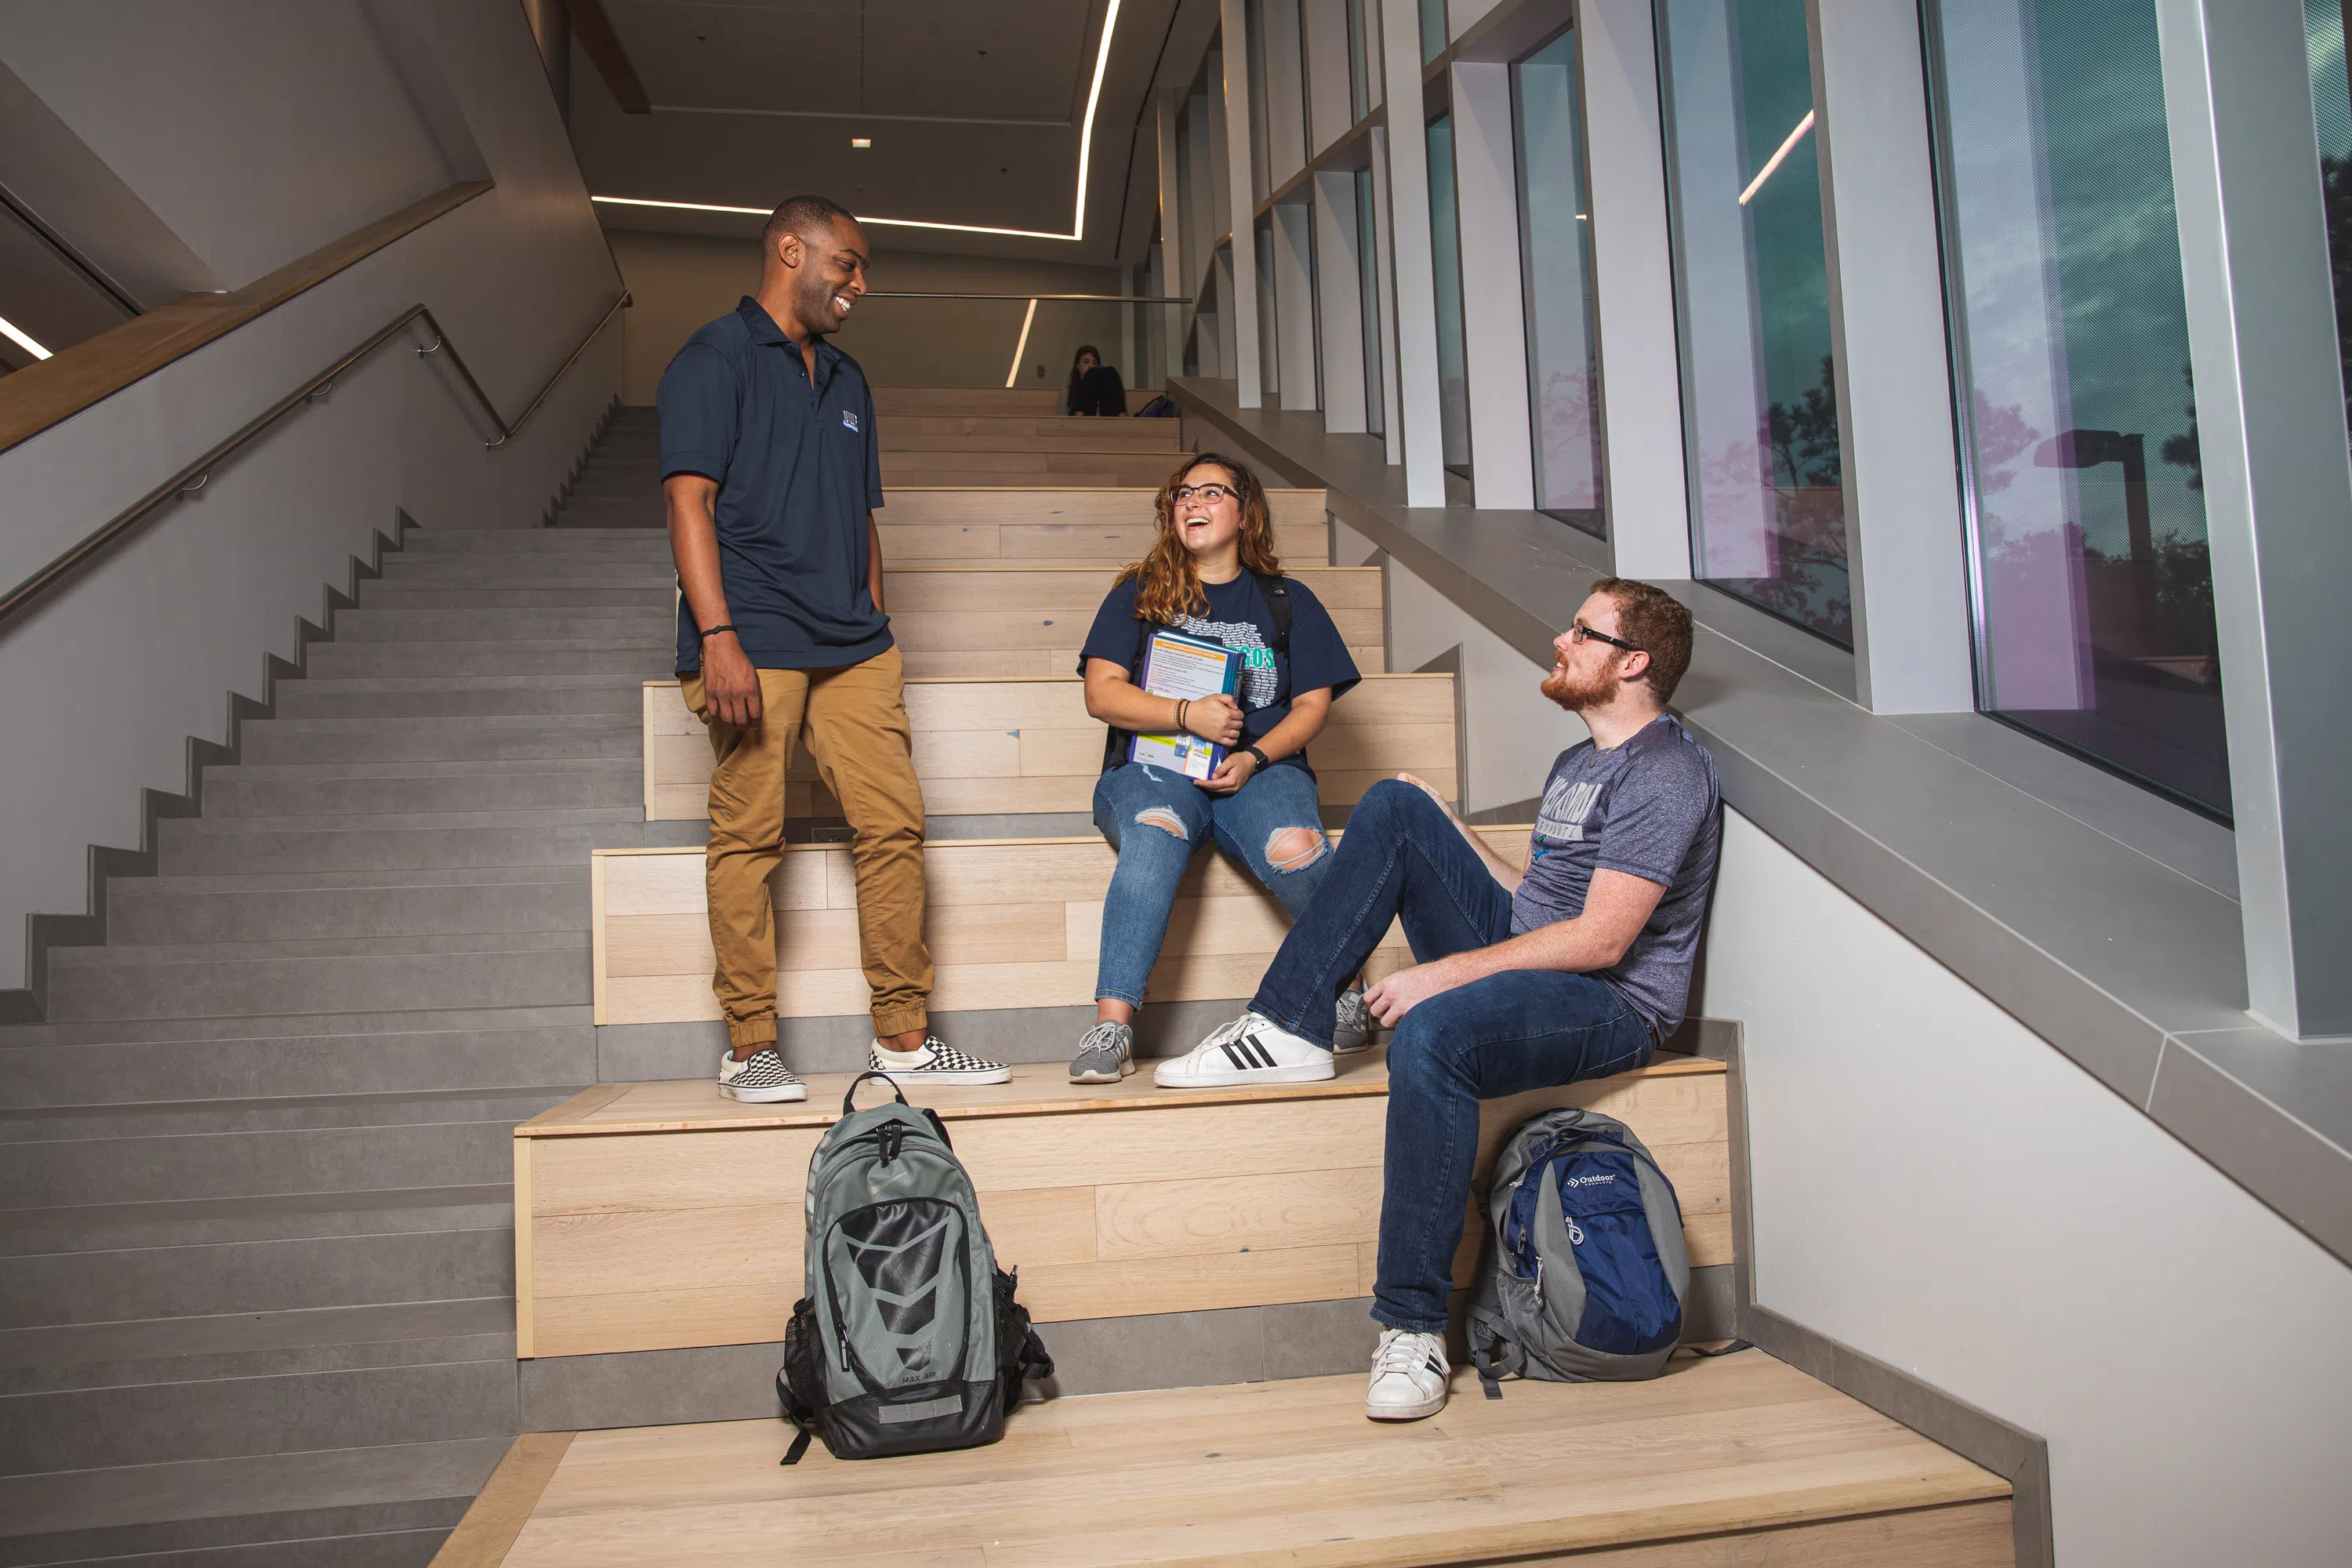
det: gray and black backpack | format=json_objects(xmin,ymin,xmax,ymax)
[
  {"xmin": 777, "ymin": 1073, "xmax": 1053, "ymax": 1463},
  {"xmin": 1466, "ymin": 1105, "xmax": 1690, "ymax": 1390}
]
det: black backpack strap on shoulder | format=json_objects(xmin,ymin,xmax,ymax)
[{"xmin": 1252, "ymin": 572, "xmax": 1292, "ymax": 655}]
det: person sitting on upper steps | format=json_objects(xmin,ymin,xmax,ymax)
[
  {"xmin": 1068, "ymin": 454, "xmax": 1363, "ymax": 1085},
  {"xmin": 1058, "ymin": 343, "xmax": 1128, "ymax": 416},
  {"xmin": 1160, "ymin": 577, "xmax": 1723, "ymax": 1425}
]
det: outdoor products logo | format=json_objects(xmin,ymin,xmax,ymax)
[
  {"xmin": 842, "ymin": 408, "xmax": 860, "ymax": 433},
  {"xmin": 1560, "ymin": 1171, "xmax": 1617, "ymax": 1188}
]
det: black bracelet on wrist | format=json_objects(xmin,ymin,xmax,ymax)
[
  {"xmin": 698, "ymin": 624, "xmax": 738, "ymax": 641},
  {"xmin": 1243, "ymin": 745, "xmax": 1271, "ymax": 771}
]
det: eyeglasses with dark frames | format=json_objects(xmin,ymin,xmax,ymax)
[
  {"xmin": 1567, "ymin": 620, "xmax": 1643, "ymax": 654},
  {"xmin": 1171, "ymin": 482, "xmax": 1240, "ymax": 504}
]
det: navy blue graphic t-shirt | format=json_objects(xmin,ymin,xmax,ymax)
[
  {"xmin": 1079, "ymin": 573, "xmax": 1360, "ymax": 774},
  {"xmin": 1511, "ymin": 714, "xmax": 1722, "ymax": 1038}
]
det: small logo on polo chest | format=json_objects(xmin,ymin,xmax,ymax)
[{"xmin": 841, "ymin": 409, "xmax": 860, "ymax": 433}]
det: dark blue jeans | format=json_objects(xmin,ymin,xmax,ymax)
[{"xmin": 1250, "ymin": 779, "xmax": 1656, "ymax": 1332}]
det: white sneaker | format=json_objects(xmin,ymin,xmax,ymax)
[
  {"xmin": 1365, "ymin": 1328, "xmax": 1450, "ymax": 1421},
  {"xmin": 1155, "ymin": 1011, "xmax": 1334, "ymax": 1089},
  {"xmin": 869, "ymin": 1036, "xmax": 1011, "ymax": 1085},
  {"xmin": 716, "ymin": 1046, "xmax": 806, "ymax": 1103}
]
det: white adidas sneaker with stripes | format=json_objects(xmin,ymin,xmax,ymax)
[{"xmin": 1155, "ymin": 1011, "xmax": 1335, "ymax": 1089}]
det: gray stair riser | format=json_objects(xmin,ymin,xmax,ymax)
[
  {"xmin": 0, "ymin": 1193, "xmax": 513, "ymax": 1261},
  {"xmin": 44, "ymin": 946, "xmax": 587, "ymax": 1022},
  {"xmin": 373, "ymin": 566, "xmax": 672, "ymax": 590},
  {"xmin": 206, "ymin": 771, "xmax": 638, "ymax": 818},
  {"xmin": 0, "ymin": 1029, "xmax": 592, "ymax": 1107},
  {"xmin": 303, "ymin": 644, "xmax": 669, "ymax": 679},
  {"xmin": 272, "ymin": 686, "xmax": 642, "ymax": 721},
  {"xmin": 107, "ymin": 881, "xmax": 585, "ymax": 946},
  {"xmin": 0, "ymin": 1123, "xmax": 518, "ymax": 1208},
  {"xmin": 0, "ymin": 1360, "xmax": 517, "ymax": 1476},
  {"xmin": 1, "ymin": 1229, "xmax": 511, "ymax": 1329},
  {"xmin": 159, "ymin": 821, "xmax": 641, "ymax": 877},
  {"xmin": 9, "ymin": 1091, "xmax": 568, "ymax": 1145},
  {"xmin": 356, "ymin": 587, "xmax": 673, "ymax": 608},
  {"xmin": 403, "ymin": 534, "xmax": 670, "ymax": 554},
  {"xmin": 241, "ymin": 727, "xmax": 639, "ymax": 766},
  {"xmin": 333, "ymin": 610, "xmax": 670, "ymax": 642}
]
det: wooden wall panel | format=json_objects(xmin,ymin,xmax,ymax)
[
  {"xmin": 518, "ymin": 1058, "xmax": 1730, "ymax": 1358},
  {"xmin": 643, "ymin": 673, "xmax": 1456, "ymax": 821}
]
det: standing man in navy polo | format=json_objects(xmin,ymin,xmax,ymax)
[{"xmin": 659, "ymin": 193, "xmax": 1011, "ymax": 1102}]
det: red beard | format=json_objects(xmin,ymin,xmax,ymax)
[{"xmin": 1541, "ymin": 660, "xmax": 1615, "ymax": 712}]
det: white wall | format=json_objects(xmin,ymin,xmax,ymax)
[
  {"xmin": 1703, "ymin": 811, "xmax": 2352, "ymax": 1566},
  {"xmin": 0, "ymin": 1, "xmax": 459, "ymax": 291},
  {"xmin": 0, "ymin": 1, "xmax": 622, "ymax": 993},
  {"xmin": 1381, "ymin": 552, "xmax": 1583, "ymax": 815},
  {"xmin": 607, "ymin": 230, "xmax": 1129, "ymax": 401}
]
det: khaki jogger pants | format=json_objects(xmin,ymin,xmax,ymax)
[{"xmin": 681, "ymin": 646, "xmax": 932, "ymax": 1047}]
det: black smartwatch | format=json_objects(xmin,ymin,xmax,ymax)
[{"xmin": 1242, "ymin": 745, "xmax": 1272, "ymax": 772}]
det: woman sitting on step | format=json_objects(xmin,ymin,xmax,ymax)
[{"xmin": 1069, "ymin": 454, "xmax": 1366, "ymax": 1084}]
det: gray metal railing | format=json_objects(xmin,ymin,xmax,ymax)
[{"xmin": 0, "ymin": 291, "xmax": 629, "ymax": 632}]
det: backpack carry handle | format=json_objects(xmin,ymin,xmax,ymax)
[{"xmin": 843, "ymin": 1069, "xmax": 908, "ymax": 1114}]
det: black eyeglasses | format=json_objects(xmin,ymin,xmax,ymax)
[
  {"xmin": 1171, "ymin": 483, "xmax": 1239, "ymax": 504},
  {"xmin": 1567, "ymin": 620, "xmax": 1642, "ymax": 654}
]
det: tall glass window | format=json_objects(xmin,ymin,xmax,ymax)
[
  {"xmin": 1356, "ymin": 167, "xmax": 1385, "ymax": 437},
  {"xmin": 1346, "ymin": 0, "xmax": 1370, "ymax": 121},
  {"xmin": 1925, "ymin": 1, "xmax": 2227, "ymax": 818},
  {"xmin": 1512, "ymin": 26, "xmax": 1605, "ymax": 534},
  {"xmin": 1428, "ymin": 112, "xmax": 1472, "ymax": 477},
  {"xmin": 1657, "ymin": 0, "xmax": 1848, "ymax": 644},
  {"xmin": 1247, "ymin": 0, "xmax": 1272, "ymax": 199},
  {"xmin": 2306, "ymin": 1, "xmax": 2352, "ymax": 450},
  {"xmin": 1255, "ymin": 216, "xmax": 1282, "ymax": 398},
  {"xmin": 1421, "ymin": 0, "xmax": 1446, "ymax": 64}
]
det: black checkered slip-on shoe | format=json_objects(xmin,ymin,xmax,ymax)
[
  {"xmin": 868, "ymin": 1036, "xmax": 1012, "ymax": 1086},
  {"xmin": 716, "ymin": 1046, "xmax": 807, "ymax": 1103}
]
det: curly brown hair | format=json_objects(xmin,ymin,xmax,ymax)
[{"xmin": 1118, "ymin": 453, "xmax": 1283, "ymax": 626}]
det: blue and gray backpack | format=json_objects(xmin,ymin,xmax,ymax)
[{"xmin": 1467, "ymin": 1105, "xmax": 1689, "ymax": 1389}]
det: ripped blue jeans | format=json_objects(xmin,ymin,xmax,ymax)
[{"xmin": 1091, "ymin": 760, "xmax": 1331, "ymax": 1007}]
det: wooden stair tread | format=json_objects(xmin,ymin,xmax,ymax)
[
  {"xmin": 516, "ymin": 1049, "xmax": 1726, "ymax": 1138},
  {"xmin": 467, "ymin": 1357, "xmax": 2013, "ymax": 1567}
]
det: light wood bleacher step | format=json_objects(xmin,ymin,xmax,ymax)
[
  {"xmin": 640, "ymin": 673, "xmax": 1457, "ymax": 821},
  {"xmin": 513, "ymin": 1052, "xmax": 1729, "ymax": 1360},
  {"xmin": 590, "ymin": 826, "xmax": 1524, "ymax": 1029},
  {"xmin": 445, "ymin": 1356, "xmax": 2014, "ymax": 1566}
]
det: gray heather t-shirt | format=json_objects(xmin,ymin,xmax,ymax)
[{"xmin": 1509, "ymin": 713, "xmax": 1722, "ymax": 1038}]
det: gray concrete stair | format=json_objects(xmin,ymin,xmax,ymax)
[
  {"xmin": 106, "ymin": 867, "xmax": 586, "ymax": 945},
  {"xmin": 0, "ymin": 1189, "xmax": 513, "ymax": 1327},
  {"xmin": 305, "ymin": 637, "xmax": 670, "ymax": 680},
  {"xmin": 239, "ymin": 713, "xmax": 639, "ymax": 766},
  {"xmin": 0, "ymin": 445, "xmax": 695, "ymax": 1559},
  {"xmin": 41, "ymin": 932, "xmax": 590, "ymax": 1020},
  {"xmin": 202, "ymin": 758, "xmax": 641, "ymax": 817},
  {"xmin": 0, "ymin": 1007, "xmax": 593, "ymax": 1107}
]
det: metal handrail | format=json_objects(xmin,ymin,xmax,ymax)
[
  {"xmin": 863, "ymin": 292, "xmax": 1190, "ymax": 303},
  {"xmin": 0, "ymin": 292, "xmax": 629, "ymax": 633}
]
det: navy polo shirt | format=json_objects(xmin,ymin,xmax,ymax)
[{"xmin": 657, "ymin": 297, "xmax": 891, "ymax": 672}]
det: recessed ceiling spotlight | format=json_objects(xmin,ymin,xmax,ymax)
[{"xmin": 851, "ymin": 137, "xmax": 872, "ymax": 149}]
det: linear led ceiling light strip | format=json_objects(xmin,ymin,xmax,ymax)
[
  {"xmin": 594, "ymin": 0, "xmax": 1123, "ymax": 242},
  {"xmin": 0, "ymin": 312, "xmax": 53, "ymax": 360}
]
